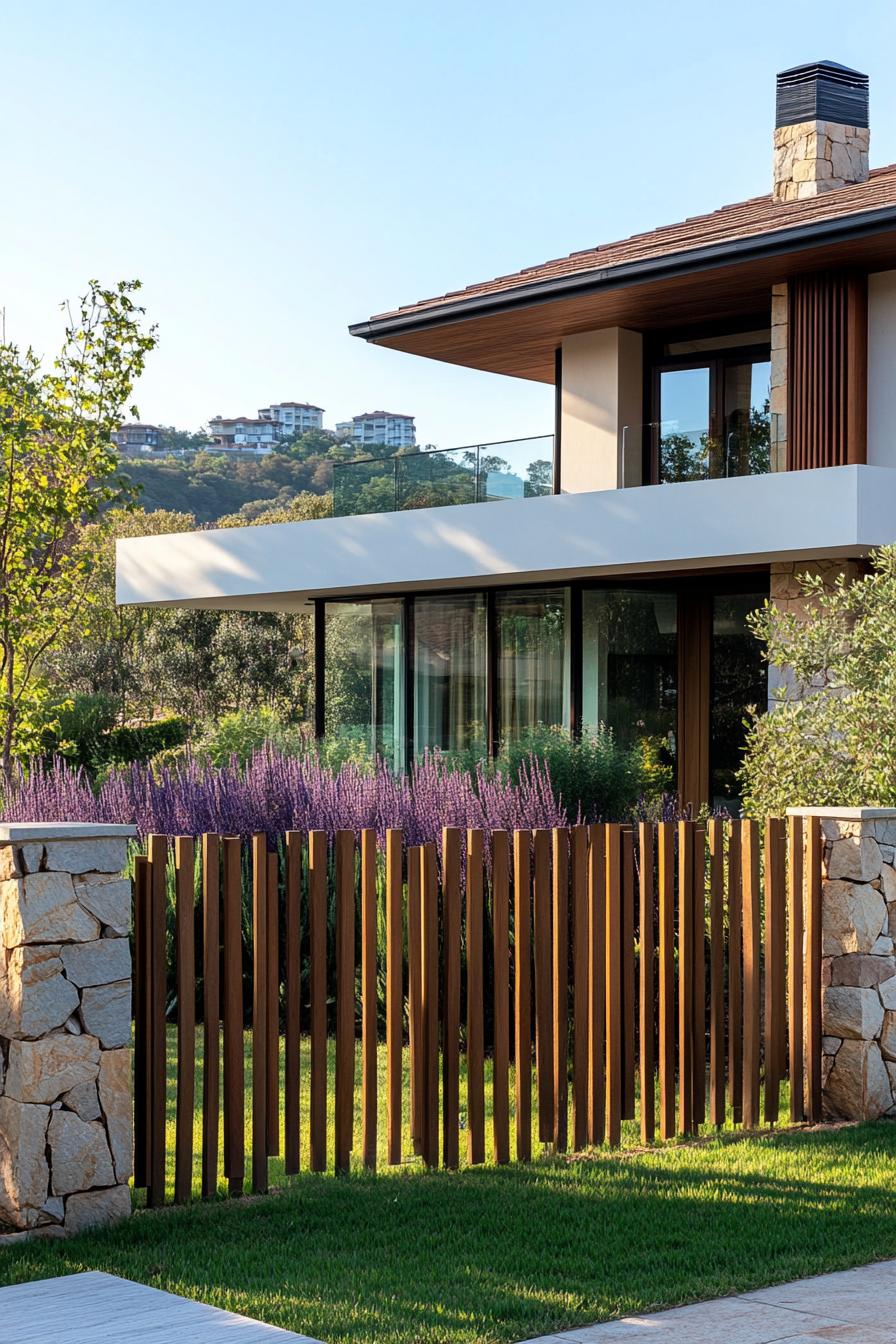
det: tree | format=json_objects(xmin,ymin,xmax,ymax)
[
  {"xmin": 156, "ymin": 424, "xmax": 212, "ymax": 454},
  {"xmin": 0, "ymin": 280, "xmax": 156, "ymax": 780},
  {"xmin": 740, "ymin": 546, "xmax": 896, "ymax": 815}
]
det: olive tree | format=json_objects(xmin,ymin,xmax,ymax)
[{"xmin": 740, "ymin": 546, "xmax": 896, "ymax": 815}]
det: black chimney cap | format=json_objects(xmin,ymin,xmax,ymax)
[{"xmin": 776, "ymin": 61, "xmax": 869, "ymax": 128}]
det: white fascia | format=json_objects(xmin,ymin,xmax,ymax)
[{"xmin": 115, "ymin": 464, "xmax": 895, "ymax": 613}]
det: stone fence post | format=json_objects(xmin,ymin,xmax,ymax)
[
  {"xmin": 790, "ymin": 807, "xmax": 896, "ymax": 1121},
  {"xmin": 0, "ymin": 823, "xmax": 136, "ymax": 1239}
]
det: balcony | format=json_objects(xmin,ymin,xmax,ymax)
[{"xmin": 332, "ymin": 436, "xmax": 554, "ymax": 517}]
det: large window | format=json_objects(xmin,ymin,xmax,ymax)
[
  {"xmin": 582, "ymin": 589, "xmax": 677, "ymax": 770},
  {"xmin": 324, "ymin": 600, "xmax": 404, "ymax": 770},
  {"xmin": 495, "ymin": 588, "xmax": 569, "ymax": 742},
  {"xmin": 652, "ymin": 334, "xmax": 771, "ymax": 483},
  {"xmin": 710, "ymin": 593, "xmax": 767, "ymax": 811},
  {"xmin": 413, "ymin": 594, "xmax": 486, "ymax": 757}
]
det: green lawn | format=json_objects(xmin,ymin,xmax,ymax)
[{"xmin": 3, "ymin": 1102, "xmax": 896, "ymax": 1342}]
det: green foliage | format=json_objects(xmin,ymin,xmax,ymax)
[
  {"xmin": 121, "ymin": 453, "xmax": 334, "ymax": 524},
  {"xmin": 0, "ymin": 280, "xmax": 157, "ymax": 778},
  {"xmin": 41, "ymin": 692, "xmax": 189, "ymax": 771},
  {"xmin": 496, "ymin": 723, "xmax": 667, "ymax": 820},
  {"xmin": 102, "ymin": 716, "xmax": 190, "ymax": 767},
  {"xmin": 740, "ymin": 546, "xmax": 896, "ymax": 815}
]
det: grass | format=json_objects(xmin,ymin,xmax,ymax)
[
  {"xmin": 3, "ymin": 1031, "xmax": 896, "ymax": 1343},
  {"xmin": 4, "ymin": 1124, "xmax": 896, "ymax": 1342}
]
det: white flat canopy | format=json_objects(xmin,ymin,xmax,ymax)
[{"xmin": 116, "ymin": 464, "xmax": 896, "ymax": 612}]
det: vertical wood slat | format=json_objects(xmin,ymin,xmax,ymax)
[
  {"xmin": 385, "ymin": 829, "xmax": 403, "ymax": 1165},
  {"xmin": 492, "ymin": 831, "xmax": 511, "ymax": 1165},
  {"xmin": 533, "ymin": 829, "xmax": 553, "ymax": 1144},
  {"xmin": 805, "ymin": 815, "xmax": 823, "ymax": 1122},
  {"xmin": 552, "ymin": 828, "xmax": 569, "ymax": 1151},
  {"xmin": 764, "ymin": 817, "xmax": 786, "ymax": 1124},
  {"xmin": 677, "ymin": 822, "xmax": 694, "ymax": 1137},
  {"xmin": 708, "ymin": 820, "xmax": 726, "ymax": 1128},
  {"xmin": 728, "ymin": 823, "xmax": 743, "ymax": 1124},
  {"xmin": 605, "ymin": 823, "xmax": 622, "ymax": 1147},
  {"xmin": 421, "ymin": 843, "xmax": 440, "ymax": 1168},
  {"xmin": 407, "ymin": 843, "xmax": 423, "ymax": 1155},
  {"xmin": 147, "ymin": 835, "xmax": 169, "ymax": 1207},
  {"xmin": 587, "ymin": 825, "xmax": 606, "ymax": 1146},
  {"xmin": 251, "ymin": 835, "xmax": 268, "ymax": 1194},
  {"xmin": 571, "ymin": 826, "xmax": 589, "ymax": 1151},
  {"xmin": 741, "ymin": 819, "xmax": 762, "ymax": 1131},
  {"xmin": 788, "ymin": 816, "xmax": 806, "ymax": 1123},
  {"xmin": 266, "ymin": 850, "xmax": 279, "ymax": 1158},
  {"xmin": 309, "ymin": 830, "xmax": 328, "ymax": 1172},
  {"xmin": 284, "ymin": 832, "xmax": 301, "ymax": 1176},
  {"xmin": 514, "ymin": 830, "xmax": 532, "ymax": 1163},
  {"xmin": 133, "ymin": 854, "xmax": 150, "ymax": 1191},
  {"xmin": 201, "ymin": 835, "xmax": 221, "ymax": 1199},
  {"xmin": 466, "ymin": 829, "xmax": 486, "ymax": 1165},
  {"xmin": 442, "ymin": 828, "xmax": 462, "ymax": 1170},
  {"xmin": 658, "ymin": 823, "xmax": 675, "ymax": 1141},
  {"xmin": 638, "ymin": 824, "xmax": 655, "ymax": 1144},
  {"xmin": 222, "ymin": 836, "xmax": 244, "ymax": 1195},
  {"xmin": 361, "ymin": 828, "xmax": 378, "ymax": 1170},
  {"xmin": 334, "ymin": 829, "xmax": 355, "ymax": 1174},
  {"xmin": 692, "ymin": 825, "xmax": 706, "ymax": 1127},
  {"xmin": 621, "ymin": 827, "xmax": 636, "ymax": 1122}
]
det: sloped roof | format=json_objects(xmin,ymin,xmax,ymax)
[{"xmin": 361, "ymin": 166, "xmax": 896, "ymax": 327}]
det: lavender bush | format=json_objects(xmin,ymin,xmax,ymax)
[{"xmin": 0, "ymin": 747, "xmax": 569, "ymax": 847}]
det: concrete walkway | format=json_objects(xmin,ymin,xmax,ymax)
[
  {"xmin": 520, "ymin": 1259, "xmax": 896, "ymax": 1342},
  {"xmin": 0, "ymin": 1271, "xmax": 324, "ymax": 1342}
]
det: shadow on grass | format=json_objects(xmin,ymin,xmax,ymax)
[{"xmin": 3, "ymin": 1123, "xmax": 896, "ymax": 1344}]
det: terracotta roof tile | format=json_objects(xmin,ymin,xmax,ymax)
[{"xmin": 370, "ymin": 167, "xmax": 896, "ymax": 322}]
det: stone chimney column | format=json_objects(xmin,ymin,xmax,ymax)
[
  {"xmin": 0, "ymin": 823, "xmax": 136, "ymax": 1240},
  {"xmin": 774, "ymin": 62, "xmax": 869, "ymax": 201}
]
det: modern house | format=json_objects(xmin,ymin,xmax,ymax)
[
  {"xmin": 113, "ymin": 423, "xmax": 162, "ymax": 454},
  {"xmin": 117, "ymin": 61, "xmax": 896, "ymax": 809},
  {"xmin": 258, "ymin": 402, "xmax": 325, "ymax": 436},
  {"xmin": 335, "ymin": 411, "xmax": 417, "ymax": 449},
  {"xmin": 207, "ymin": 416, "xmax": 278, "ymax": 454}
]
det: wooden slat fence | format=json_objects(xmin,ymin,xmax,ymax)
[{"xmin": 132, "ymin": 818, "xmax": 823, "ymax": 1203}]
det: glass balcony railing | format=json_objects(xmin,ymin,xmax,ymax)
[
  {"xmin": 332, "ymin": 436, "xmax": 554, "ymax": 518},
  {"xmin": 621, "ymin": 418, "xmax": 773, "ymax": 485}
]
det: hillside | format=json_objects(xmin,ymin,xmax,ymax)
[{"xmin": 120, "ymin": 450, "xmax": 334, "ymax": 524}]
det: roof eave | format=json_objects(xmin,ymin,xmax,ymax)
[{"xmin": 349, "ymin": 203, "xmax": 896, "ymax": 342}]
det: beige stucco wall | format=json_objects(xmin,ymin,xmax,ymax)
[
  {"xmin": 559, "ymin": 328, "xmax": 643, "ymax": 492},
  {"xmin": 867, "ymin": 270, "xmax": 896, "ymax": 470}
]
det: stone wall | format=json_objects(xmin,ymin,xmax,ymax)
[
  {"xmin": 769, "ymin": 282, "xmax": 788, "ymax": 472},
  {"xmin": 0, "ymin": 823, "xmax": 135, "ymax": 1239},
  {"xmin": 768, "ymin": 560, "xmax": 862, "ymax": 708},
  {"xmin": 773, "ymin": 119, "xmax": 870, "ymax": 200},
  {"xmin": 791, "ymin": 808, "xmax": 896, "ymax": 1121}
]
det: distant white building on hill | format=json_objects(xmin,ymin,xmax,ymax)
[
  {"xmin": 259, "ymin": 402, "xmax": 324, "ymax": 437},
  {"xmin": 113, "ymin": 423, "xmax": 162, "ymax": 454},
  {"xmin": 208, "ymin": 416, "xmax": 277, "ymax": 454},
  {"xmin": 335, "ymin": 411, "xmax": 416, "ymax": 449}
]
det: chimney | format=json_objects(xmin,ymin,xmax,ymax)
[{"xmin": 774, "ymin": 61, "xmax": 869, "ymax": 201}]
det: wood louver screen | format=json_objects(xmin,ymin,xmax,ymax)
[{"xmin": 787, "ymin": 270, "xmax": 867, "ymax": 470}]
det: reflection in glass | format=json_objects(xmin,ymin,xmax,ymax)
[
  {"xmin": 658, "ymin": 366, "xmax": 711, "ymax": 482},
  {"xmin": 710, "ymin": 593, "xmax": 767, "ymax": 812},
  {"xmin": 324, "ymin": 600, "xmax": 405, "ymax": 770},
  {"xmin": 582, "ymin": 589, "xmax": 678, "ymax": 772},
  {"xmin": 723, "ymin": 361, "xmax": 770, "ymax": 477},
  {"xmin": 495, "ymin": 589, "xmax": 569, "ymax": 742},
  {"xmin": 413, "ymin": 595, "xmax": 486, "ymax": 757}
]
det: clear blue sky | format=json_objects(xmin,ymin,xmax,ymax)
[{"xmin": 3, "ymin": 1, "xmax": 895, "ymax": 448}]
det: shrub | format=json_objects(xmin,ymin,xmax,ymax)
[
  {"xmin": 101, "ymin": 716, "xmax": 190, "ymax": 767},
  {"xmin": 41, "ymin": 695, "xmax": 189, "ymax": 772},
  {"xmin": 740, "ymin": 545, "xmax": 896, "ymax": 816},
  {"xmin": 497, "ymin": 724, "xmax": 668, "ymax": 821}
]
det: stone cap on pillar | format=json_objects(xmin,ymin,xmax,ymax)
[
  {"xmin": 786, "ymin": 807, "xmax": 896, "ymax": 820},
  {"xmin": 0, "ymin": 824, "xmax": 136, "ymax": 840}
]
